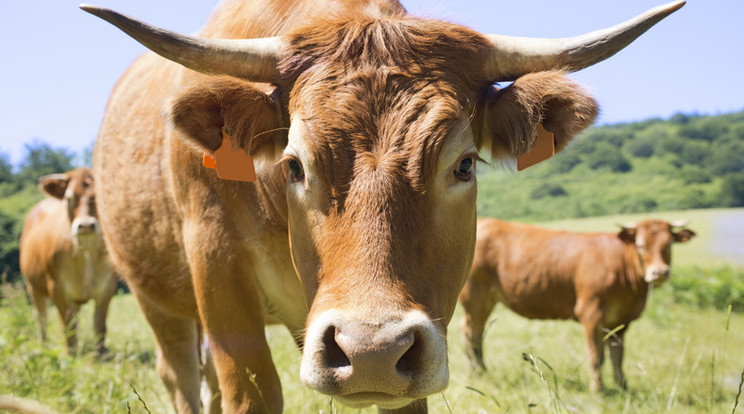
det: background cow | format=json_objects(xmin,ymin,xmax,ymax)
[
  {"xmin": 19, "ymin": 168, "xmax": 116, "ymax": 356},
  {"xmin": 82, "ymin": 0, "xmax": 683, "ymax": 412},
  {"xmin": 459, "ymin": 218, "xmax": 696, "ymax": 392}
]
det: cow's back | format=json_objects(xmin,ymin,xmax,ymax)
[{"xmin": 472, "ymin": 218, "xmax": 626, "ymax": 320}]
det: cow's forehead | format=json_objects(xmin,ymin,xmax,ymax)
[
  {"xmin": 65, "ymin": 169, "xmax": 95, "ymax": 197},
  {"xmin": 288, "ymin": 72, "xmax": 472, "ymax": 195},
  {"xmin": 636, "ymin": 220, "xmax": 672, "ymax": 242}
]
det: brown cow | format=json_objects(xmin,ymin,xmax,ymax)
[
  {"xmin": 19, "ymin": 168, "xmax": 116, "ymax": 356},
  {"xmin": 459, "ymin": 218, "xmax": 696, "ymax": 392},
  {"xmin": 82, "ymin": 0, "xmax": 683, "ymax": 412}
]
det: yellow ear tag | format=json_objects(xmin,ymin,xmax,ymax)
[
  {"xmin": 517, "ymin": 123, "xmax": 555, "ymax": 171},
  {"xmin": 202, "ymin": 127, "xmax": 257, "ymax": 182}
]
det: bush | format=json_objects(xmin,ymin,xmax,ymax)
[
  {"xmin": 530, "ymin": 183, "xmax": 567, "ymax": 199},
  {"xmin": 678, "ymin": 165, "xmax": 712, "ymax": 184},
  {"xmin": 618, "ymin": 195, "xmax": 658, "ymax": 213},
  {"xmin": 549, "ymin": 151, "xmax": 581, "ymax": 173},
  {"xmin": 710, "ymin": 141, "xmax": 744, "ymax": 175},
  {"xmin": 676, "ymin": 140, "xmax": 711, "ymax": 166},
  {"xmin": 679, "ymin": 118, "xmax": 729, "ymax": 142},
  {"xmin": 721, "ymin": 174, "xmax": 744, "ymax": 207},
  {"xmin": 668, "ymin": 266, "xmax": 744, "ymax": 311},
  {"xmin": 586, "ymin": 142, "xmax": 632, "ymax": 172},
  {"xmin": 625, "ymin": 138, "xmax": 655, "ymax": 158}
]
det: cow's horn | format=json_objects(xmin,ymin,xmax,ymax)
[
  {"xmin": 80, "ymin": 4, "xmax": 282, "ymax": 83},
  {"xmin": 483, "ymin": 0, "xmax": 685, "ymax": 82},
  {"xmin": 670, "ymin": 219, "xmax": 690, "ymax": 228}
]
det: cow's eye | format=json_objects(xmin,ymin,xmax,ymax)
[
  {"xmin": 288, "ymin": 158, "xmax": 304, "ymax": 182},
  {"xmin": 454, "ymin": 157, "xmax": 474, "ymax": 181}
]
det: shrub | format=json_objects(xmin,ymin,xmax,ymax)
[
  {"xmin": 548, "ymin": 151, "xmax": 581, "ymax": 173},
  {"xmin": 679, "ymin": 118, "xmax": 729, "ymax": 142},
  {"xmin": 678, "ymin": 165, "xmax": 712, "ymax": 184},
  {"xmin": 668, "ymin": 266, "xmax": 744, "ymax": 311},
  {"xmin": 625, "ymin": 138, "xmax": 655, "ymax": 158},
  {"xmin": 721, "ymin": 174, "xmax": 744, "ymax": 207},
  {"xmin": 586, "ymin": 142, "xmax": 632, "ymax": 172},
  {"xmin": 618, "ymin": 195, "xmax": 658, "ymax": 213},
  {"xmin": 530, "ymin": 183, "xmax": 567, "ymax": 199},
  {"xmin": 710, "ymin": 141, "xmax": 744, "ymax": 175}
]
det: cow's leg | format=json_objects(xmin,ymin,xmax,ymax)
[
  {"xmin": 92, "ymin": 279, "xmax": 117, "ymax": 356},
  {"xmin": 378, "ymin": 398, "xmax": 427, "ymax": 413},
  {"xmin": 27, "ymin": 286, "xmax": 48, "ymax": 343},
  {"xmin": 608, "ymin": 326, "xmax": 628, "ymax": 390},
  {"xmin": 577, "ymin": 302, "xmax": 604, "ymax": 392},
  {"xmin": 458, "ymin": 274, "xmax": 496, "ymax": 371},
  {"xmin": 50, "ymin": 287, "xmax": 80, "ymax": 355},
  {"xmin": 185, "ymin": 230, "xmax": 282, "ymax": 413},
  {"xmin": 137, "ymin": 293, "xmax": 201, "ymax": 414},
  {"xmin": 200, "ymin": 334, "xmax": 221, "ymax": 414}
]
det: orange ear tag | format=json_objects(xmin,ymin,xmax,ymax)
[
  {"xmin": 517, "ymin": 123, "xmax": 555, "ymax": 171},
  {"xmin": 202, "ymin": 127, "xmax": 257, "ymax": 182}
]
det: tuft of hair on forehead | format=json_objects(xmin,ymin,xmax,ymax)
[
  {"xmin": 277, "ymin": 15, "xmax": 491, "ymax": 198},
  {"xmin": 279, "ymin": 15, "xmax": 490, "ymax": 86}
]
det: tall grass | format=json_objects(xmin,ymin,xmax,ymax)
[
  {"xmin": 0, "ymin": 282, "xmax": 170, "ymax": 414},
  {"xmin": 1, "ymin": 268, "xmax": 742, "ymax": 413}
]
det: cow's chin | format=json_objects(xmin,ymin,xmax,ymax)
[
  {"xmin": 645, "ymin": 274, "xmax": 669, "ymax": 287},
  {"xmin": 334, "ymin": 393, "xmax": 415, "ymax": 409},
  {"xmin": 72, "ymin": 232, "xmax": 100, "ymax": 251}
]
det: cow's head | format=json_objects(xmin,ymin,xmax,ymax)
[
  {"xmin": 38, "ymin": 168, "xmax": 100, "ymax": 246},
  {"xmin": 83, "ymin": 1, "xmax": 684, "ymax": 409},
  {"xmin": 618, "ymin": 219, "xmax": 695, "ymax": 286}
]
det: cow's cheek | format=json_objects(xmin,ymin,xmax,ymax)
[
  {"xmin": 287, "ymin": 203, "xmax": 323, "ymax": 308},
  {"xmin": 426, "ymin": 184, "xmax": 478, "ymax": 324}
]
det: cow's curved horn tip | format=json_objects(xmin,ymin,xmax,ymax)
[
  {"xmin": 664, "ymin": 0, "xmax": 686, "ymax": 12},
  {"xmin": 79, "ymin": 4, "xmax": 103, "ymax": 13}
]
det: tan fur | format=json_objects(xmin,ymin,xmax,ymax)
[
  {"xmin": 19, "ymin": 168, "xmax": 116, "ymax": 356},
  {"xmin": 459, "ymin": 218, "xmax": 695, "ymax": 391},
  {"xmin": 93, "ymin": 0, "xmax": 598, "ymax": 412}
]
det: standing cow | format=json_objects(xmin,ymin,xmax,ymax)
[
  {"xmin": 82, "ymin": 0, "xmax": 684, "ymax": 412},
  {"xmin": 19, "ymin": 168, "xmax": 116, "ymax": 356},
  {"xmin": 459, "ymin": 218, "xmax": 696, "ymax": 392}
]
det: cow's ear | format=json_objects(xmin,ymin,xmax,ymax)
[
  {"xmin": 168, "ymin": 76, "xmax": 283, "ymax": 158},
  {"xmin": 38, "ymin": 174, "xmax": 70, "ymax": 199},
  {"xmin": 617, "ymin": 226, "xmax": 637, "ymax": 243},
  {"xmin": 673, "ymin": 229, "xmax": 696, "ymax": 243},
  {"xmin": 475, "ymin": 71, "xmax": 598, "ymax": 164}
]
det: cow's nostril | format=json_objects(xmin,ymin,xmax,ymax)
[
  {"xmin": 322, "ymin": 326, "xmax": 350, "ymax": 369},
  {"xmin": 395, "ymin": 332, "xmax": 420, "ymax": 377}
]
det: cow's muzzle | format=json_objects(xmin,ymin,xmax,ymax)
[
  {"xmin": 300, "ymin": 310, "xmax": 448, "ymax": 409},
  {"xmin": 71, "ymin": 217, "xmax": 100, "ymax": 236},
  {"xmin": 645, "ymin": 265, "xmax": 670, "ymax": 286}
]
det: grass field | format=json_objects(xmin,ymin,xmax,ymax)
[{"xmin": 1, "ymin": 210, "xmax": 743, "ymax": 413}]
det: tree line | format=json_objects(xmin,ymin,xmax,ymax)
[{"xmin": 477, "ymin": 110, "xmax": 744, "ymax": 221}]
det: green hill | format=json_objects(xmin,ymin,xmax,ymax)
[{"xmin": 477, "ymin": 110, "xmax": 744, "ymax": 222}]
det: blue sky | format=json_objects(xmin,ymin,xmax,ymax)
[{"xmin": 1, "ymin": 0, "xmax": 742, "ymax": 165}]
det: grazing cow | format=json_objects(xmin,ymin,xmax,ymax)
[
  {"xmin": 459, "ymin": 218, "xmax": 696, "ymax": 391},
  {"xmin": 19, "ymin": 168, "xmax": 116, "ymax": 356},
  {"xmin": 82, "ymin": 0, "xmax": 683, "ymax": 412}
]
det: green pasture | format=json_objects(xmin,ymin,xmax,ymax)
[
  {"xmin": 1, "ymin": 281, "xmax": 742, "ymax": 413},
  {"xmin": 1, "ymin": 209, "xmax": 743, "ymax": 413}
]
